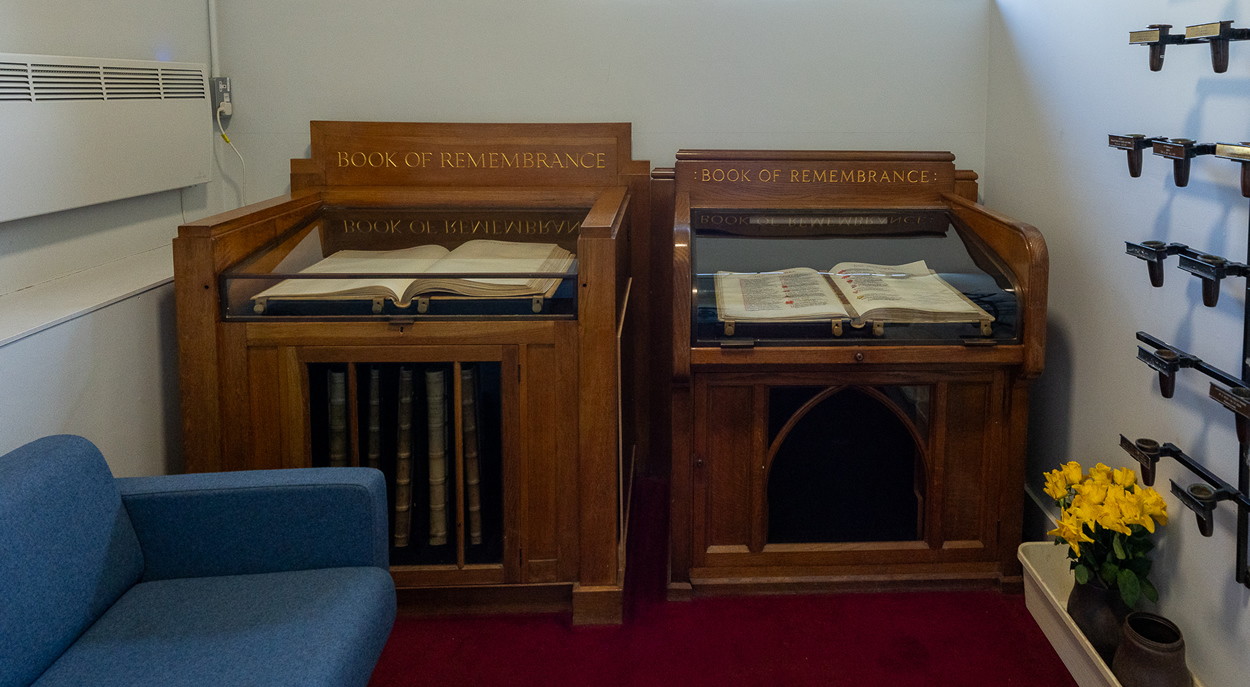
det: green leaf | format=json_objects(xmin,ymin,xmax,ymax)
[
  {"xmin": 1118, "ymin": 568, "xmax": 1141, "ymax": 607},
  {"xmin": 1100, "ymin": 561, "xmax": 1120, "ymax": 585},
  {"xmin": 1113, "ymin": 536, "xmax": 1126, "ymax": 560},
  {"xmin": 1074, "ymin": 564, "xmax": 1090, "ymax": 585},
  {"xmin": 1141, "ymin": 578, "xmax": 1159, "ymax": 604}
]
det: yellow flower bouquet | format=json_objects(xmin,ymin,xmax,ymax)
[{"xmin": 1045, "ymin": 461, "xmax": 1169, "ymax": 607}]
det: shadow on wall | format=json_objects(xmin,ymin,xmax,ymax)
[
  {"xmin": 1026, "ymin": 316, "xmax": 1074, "ymax": 525},
  {"xmin": 157, "ymin": 286, "xmax": 184, "ymax": 475}
]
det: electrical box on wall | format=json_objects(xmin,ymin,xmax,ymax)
[{"xmin": 0, "ymin": 53, "xmax": 212, "ymax": 224}]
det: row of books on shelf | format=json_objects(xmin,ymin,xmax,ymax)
[{"xmin": 325, "ymin": 365, "xmax": 484, "ymax": 549}]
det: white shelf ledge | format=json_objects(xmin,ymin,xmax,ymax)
[
  {"xmin": 0, "ymin": 245, "xmax": 173, "ymax": 349},
  {"xmin": 1019, "ymin": 542, "xmax": 1204, "ymax": 687}
]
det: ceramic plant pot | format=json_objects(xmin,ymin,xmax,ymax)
[
  {"xmin": 1112, "ymin": 612, "xmax": 1192, "ymax": 687},
  {"xmin": 1066, "ymin": 580, "xmax": 1130, "ymax": 664}
]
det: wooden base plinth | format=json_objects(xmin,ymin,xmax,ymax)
[
  {"xmin": 571, "ymin": 583, "xmax": 624, "ymax": 625},
  {"xmin": 396, "ymin": 583, "xmax": 571, "ymax": 618},
  {"xmin": 685, "ymin": 570, "xmax": 1009, "ymax": 598},
  {"xmin": 666, "ymin": 581, "xmax": 694, "ymax": 602}
]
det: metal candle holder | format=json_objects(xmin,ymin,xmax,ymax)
[
  {"xmin": 1130, "ymin": 21, "xmax": 1250, "ymax": 73},
  {"xmin": 1152, "ymin": 139, "xmax": 1216, "ymax": 187}
]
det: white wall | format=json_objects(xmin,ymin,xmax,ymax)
[
  {"xmin": 0, "ymin": 0, "xmax": 226, "ymax": 475},
  {"xmin": 213, "ymin": 0, "xmax": 991, "ymax": 200},
  {"xmin": 0, "ymin": 285, "xmax": 182, "ymax": 477},
  {"xmin": 987, "ymin": 2, "xmax": 1249, "ymax": 686}
]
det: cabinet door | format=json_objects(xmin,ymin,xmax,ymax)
[{"xmin": 689, "ymin": 370, "xmax": 1007, "ymax": 580}]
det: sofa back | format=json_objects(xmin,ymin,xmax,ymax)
[{"xmin": 0, "ymin": 435, "xmax": 144, "ymax": 687}]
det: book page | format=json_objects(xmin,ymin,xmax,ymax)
[
  {"xmin": 714, "ymin": 268, "xmax": 849, "ymax": 321},
  {"xmin": 829, "ymin": 261, "xmax": 991, "ymax": 321},
  {"xmin": 255, "ymin": 244, "xmax": 450, "ymax": 300},
  {"xmin": 425, "ymin": 239, "xmax": 571, "ymax": 286}
]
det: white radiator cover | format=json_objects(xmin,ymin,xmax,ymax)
[{"xmin": 0, "ymin": 53, "xmax": 212, "ymax": 223}]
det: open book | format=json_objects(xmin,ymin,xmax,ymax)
[
  {"xmin": 253, "ymin": 239, "xmax": 574, "ymax": 310},
  {"xmin": 714, "ymin": 260, "xmax": 993, "ymax": 328}
]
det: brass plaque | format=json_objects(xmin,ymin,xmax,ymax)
[
  {"xmin": 1185, "ymin": 22, "xmax": 1226, "ymax": 39},
  {"xmin": 1178, "ymin": 254, "xmax": 1221, "ymax": 279},
  {"xmin": 1216, "ymin": 143, "xmax": 1250, "ymax": 161},
  {"xmin": 1119, "ymin": 435, "xmax": 1155, "ymax": 469},
  {"xmin": 1210, "ymin": 383, "xmax": 1250, "ymax": 418},
  {"xmin": 1138, "ymin": 346, "xmax": 1177, "ymax": 373},
  {"xmin": 1152, "ymin": 141, "xmax": 1187, "ymax": 159},
  {"xmin": 1130, "ymin": 29, "xmax": 1161, "ymax": 44},
  {"xmin": 1109, "ymin": 134, "xmax": 1145, "ymax": 150}
]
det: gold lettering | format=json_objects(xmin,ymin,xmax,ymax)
[
  {"xmin": 596, "ymin": 152, "xmax": 606, "ymax": 168},
  {"xmin": 337, "ymin": 152, "xmax": 350, "ymax": 167},
  {"xmin": 791, "ymin": 170, "xmax": 800, "ymax": 182},
  {"xmin": 857, "ymin": 170, "xmax": 866, "ymax": 182},
  {"xmin": 366, "ymin": 152, "xmax": 382, "ymax": 167},
  {"xmin": 467, "ymin": 153, "xmax": 485, "ymax": 168},
  {"xmin": 841, "ymin": 170, "xmax": 853, "ymax": 182},
  {"xmin": 579, "ymin": 152, "xmax": 594, "ymax": 168},
  {"xmin": 565, "ymin": 153, "xmax": 579, "ymax": 168},
  {"xmin": 712, "ymin": 169, "xmax": 724, "ymax": 182},
  {"xmin": 523, "ymin": 152, "xmax": 534, "ymax": 168},
  {"xmin": 455, "ymin": 152, "xmax": 467, "ymax": 168},
  {"xmin": 893, "ymin": 171, "xmax": 903, "ymax": 182},
  {"xmin": 907, "ymin": 170, "xmax": 918, "ymax": 182},
  {"xmin": 702, "ymin": 169, "xmax": 711, "ymax": 182},
  {"xmin": 536, "ymin": 152, "xmax": 550, "ymax": 168},
  {"xmin": 405, "ymin": 152, "xmax": 420, "ymax": 167},
  {"xmin": 868, "ymin": 171, "xmax": 878, "ymax": 183},
  {"xmin": 813, "ymin": 169, "xmax": 827, "ymax": 183},
  {"xmin": 441, "ymin": 152, "xmax": 453, "ymax": 168},
  {"xmin": 921, "ymin": 171, "xmax": 929, "ymax": 182},
  {"xmin": 549, "ymin": 153, "xmax": 565, "ymax": 169},
  {"xmin": 501, "ymin": 153, "xmax": 518, "ymax": 168},
  {"xmin": 758, "ymin": 169, "xmax": 771, "ymax": 182},
  {"xmin": 385, "ymin": 152, "xmax": 398, "ymax": 167},
  {"xmin": 350, "ymin": 152, "xmax": 367, "ymax": 167}
]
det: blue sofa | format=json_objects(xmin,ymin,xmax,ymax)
[{"xmin": 1, "ymin": 435, "xmax": 396, "ymax": 687}]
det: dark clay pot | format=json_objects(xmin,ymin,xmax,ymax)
[
  {"xmin": 1112, "ymin": 612, "xmax": 1192, "ymax": 687},
  {"xmin": 1066, "ymin": 580, "xmax": 1130, "ymax": 664}
]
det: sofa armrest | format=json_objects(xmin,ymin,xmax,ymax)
[{"xmin": 117, "ymin": 468, "xmax": 390, "ymax": 581}]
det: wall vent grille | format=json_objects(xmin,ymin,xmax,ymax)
[{"xmin": 0, "ymin": 54, "xmax": 206, "ymax": 102}]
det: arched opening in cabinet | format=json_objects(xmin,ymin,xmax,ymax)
[{"xmin": 765, "ymin": 385, "xmax": 928, "ymax": 544}]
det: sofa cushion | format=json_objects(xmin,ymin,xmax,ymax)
[
  {"xmin": 31, "ymin": 567, "xmax": 397, "ymax": 687},
  {"xmin": 0, "ymin": 435, "xmax": 143, "ymax": 687}
]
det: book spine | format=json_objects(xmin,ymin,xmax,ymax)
[
  {"xmin": 367, "ymin": 367, "xmax": 381, "ymax": 471},
  {"xmin": 426, "ymin": 369, "xmax": 449, "ymax": 546},
  {"xmin": 393, "ymin": 367, "xmax": 413, "ymax": 548},
  {"xmin": 462, "ymin": 367, "xmax": 483, "ymax": 546},
  {"xmin": 327, "ymin": 369, "xmax": 348, "ymax": 468}
]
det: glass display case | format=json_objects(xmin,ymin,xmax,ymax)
[
  {"xmin": 222, "ymin": 208, "xmax": 586, "ymax": 320},
  {"xmin": 689, "ymin": 207, "xmax": 1020, "ymax": 345}
]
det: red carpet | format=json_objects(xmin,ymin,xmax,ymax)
[{"xmin": 370, "ymin": 478, "xmax": 1077, "ymax": 687}]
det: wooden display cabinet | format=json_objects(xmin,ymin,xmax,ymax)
[
  {"xmin": 656, "ymin": 150, "xmax": 1048, "ymax": 598},
  {"xmin": 173, "ymin": 122, "xmax": 650, "ymax": 624}
]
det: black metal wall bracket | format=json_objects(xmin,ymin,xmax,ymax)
[
  {"xmin": 1110, "ymin": 134, "xmax": 1167, "ymax": 177},
  {"xmin": 1131, "ymin": 21, "xmax": 1250, "ymax": 72},
  {"xmin": 1130, "ymin": 25, "xmax": 1187, "ymax": 71},
  {"xmin": 1125, "ymin": 240, "xmax": 1193, "ymax": 287},
  {"xmin": 1215, "ymin": 143, "xmax": 1250, "ymax": 197},
  {"xmin": 1134, "ymin": 332, "xmax": 1244, "ymax": 398},
  {"xmin": 1153, "ymin": 139, "xmax": 1217, "ymax": 187},
  {"xmin": 1177, "ymin": 252, "xmax": 1250, "ymax": 306},
  {"xmin": 1119, "ymin": 436, "xmax": 1250, "ymax": 587}
]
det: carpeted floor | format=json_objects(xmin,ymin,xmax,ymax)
[{"xmin": 369, "ymin": 477, "xmax": 1077, "ymax": 686}]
